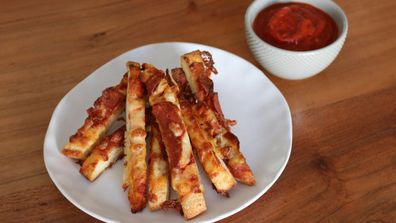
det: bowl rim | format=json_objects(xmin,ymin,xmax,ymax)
[{"xmin": 245, "ymin": 0, "xmax": 349, "ymax": 55}]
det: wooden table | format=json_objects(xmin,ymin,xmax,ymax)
[{"xmin": 1, "ymin": 0, "xmax": 395, "ymax": 222}]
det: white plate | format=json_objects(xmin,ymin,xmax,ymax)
[{"xmin": 43, "ymin": 42, "xmax": 292, "ymax": 223}]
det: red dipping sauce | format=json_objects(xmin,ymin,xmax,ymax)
[{"xmin": 253, "ymin": 2, "xmax": 338, "ymax": 51}]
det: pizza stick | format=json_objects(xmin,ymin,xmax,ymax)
[
  {"xmin": 62, "ymin": 74, "xmax": 127, "ymax": 160},
  {"xmin": 181, "ymin": 51, "xmax": 256, "ymax": 185},
  {"xmin": 123, "ymin": 62, "xmax": 147, "ymax": 213},
  {"xmin": 147, "ymin": 112, "xmax": 170, "ymax": 211},
  {"xmin": 171, "ymin": 68, "xmax": 236, "ymax": 195},
  {"xmin": 141, "ymin": 63, "xmax": 206, "ymax": 220},
  {"xmin": 80, "ymin": 126, "xmax": 125, "ymax": 181}
]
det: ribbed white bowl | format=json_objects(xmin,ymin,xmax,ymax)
[{"xmin": 245, "ymin": 0, "xmax": 348, "ymax": 80}]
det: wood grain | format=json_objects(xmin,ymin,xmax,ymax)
[{"xmin": 0, "ymin": 0, "xmax": 395, "ymax": 222}]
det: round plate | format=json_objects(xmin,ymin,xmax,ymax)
[{"xmin": 43, "ymin": 42, "xmax": 292, "ymax": 223}]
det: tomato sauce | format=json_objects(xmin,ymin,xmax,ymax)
[{"xmin": 253, "ymin": 2, "xmax": 338, "ymax": 51}]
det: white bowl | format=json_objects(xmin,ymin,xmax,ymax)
[{"xmin": 245, "ymin": 0, "xmax": 348, "ymax": 80}]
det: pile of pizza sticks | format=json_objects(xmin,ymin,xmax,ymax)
[{"xmin": 61, "ymin": 50, "xmax": 255, "ymax": 220}]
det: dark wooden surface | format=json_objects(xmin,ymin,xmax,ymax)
[{"xmin": 1, "ymin": 0, "xmax": 395, "ymax": 222}]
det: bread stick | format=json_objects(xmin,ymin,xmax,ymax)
[
  {"xmin": 141, "ymin": 64, "xmax": 206, "ymax": 220},
  {"xmin": 62, "ymin": 74, "xmax": 127, "ymax": 160},
  {"xmin": 123, "ymin": 62, "xmax": 147, "ymax": 213},
  {"xmin": 80, "ymin": 126, "xmax": 125, "ymax": 181},
  {"xmin": 181, "ymin": 51, "xmax": 256, "ymax": 185},
  {"xmin": 147, "ymin": 113, "xmax": 169, "ymax": 211}
]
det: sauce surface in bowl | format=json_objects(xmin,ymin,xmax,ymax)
[{"xmin": 253, "ymin": 2, "xmax": 338, "ymax": 51}]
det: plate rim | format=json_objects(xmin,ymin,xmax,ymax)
[{"xmin": 43, "ymin": 41, "xmax": 293, "ymax": 223}]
